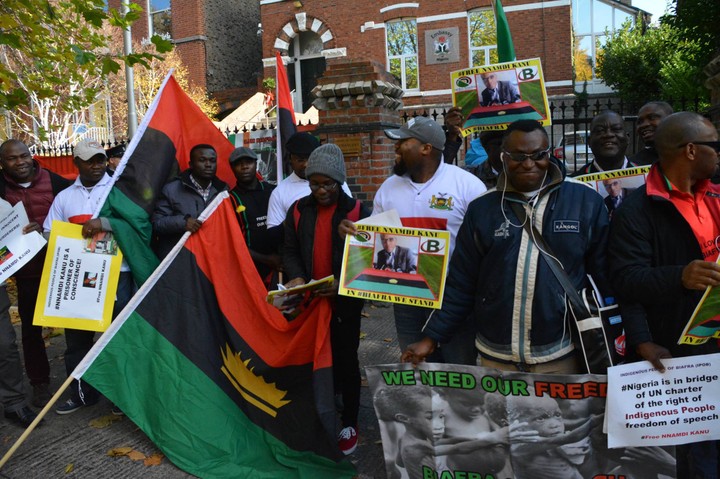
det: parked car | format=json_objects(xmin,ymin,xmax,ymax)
[{"xmin": 553, "ymin": 130, "xmax": 590, "ymax": 173}]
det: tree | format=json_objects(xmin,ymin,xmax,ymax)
[
  {"xmin": 596, "ymin": 20, "xmax": 709, "ymax": 108},
  {"xmin": 0, "ymin": 0, "xmax": 172, "ymax": 130},
  {"xmin": 108, "ymin": 43, "xmax": 219, "ymax": 139}
]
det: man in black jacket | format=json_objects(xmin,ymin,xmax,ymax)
[
  {"xmin": 152, "ymin": 144, "xmax": 227, "ymax": 259},
  {"xmin": 608, "ymin": 111, "xmax": 720, "ymax": 478},
  {"xmin": 374, "ymin": 234, "xmax": 417, "ymax": 273}
]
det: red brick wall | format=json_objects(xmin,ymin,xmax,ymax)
[{"xmin": 261, "ymin": 0, "xmax": 575, "ymax": 109}]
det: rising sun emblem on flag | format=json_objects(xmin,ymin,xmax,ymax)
[{"xmin": 221, "ymin": 344, "xmax": 291, "ymax": 417}]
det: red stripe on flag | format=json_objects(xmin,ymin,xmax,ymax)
[
  {"xmin": 275, "ymin": 51, "xmax": 297, "ymax": 182},
  {"xmin": 147, "ymin": 76, "xmax": 236, "ymax": 187},
  {"xmin": 184, "ymin": 197, "xmax": 333, "ymax": 370}
]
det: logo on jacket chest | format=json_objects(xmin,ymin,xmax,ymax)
[
  {"xmin": 494, "ymin": 219, "xmax": 511, "ymax": 238},
  {"xmin": 553, "ymin": 220, "xmax": 580, "ymax": 233},
  {"xmin": 429, "ymin": 193, "xmax": 454, "ymax": 210}
]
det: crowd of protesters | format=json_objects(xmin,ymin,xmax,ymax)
[{"xmin": 0, "ymin": 98, "xmax": 719, "ymax": 476}]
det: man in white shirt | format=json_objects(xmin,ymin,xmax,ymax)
[
  {"xmin": 266, "ymin": 133, "xmax": 352, "ymax": 228},
  {"xmin": 342, "ymin": 117, "xmax": 487, "ymax": 364},
  {"xmin": 43, "ymin": 140, "xmax": 135, "ymax": 415}
]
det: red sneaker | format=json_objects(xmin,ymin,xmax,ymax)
[{"xmin": 338, "ymin": 426, "xmax": 358, "ymax": 455}]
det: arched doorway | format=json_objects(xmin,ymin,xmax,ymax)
[{"xmin": 286, "ymin": 31, "xmax": 326, "ymax": 113}]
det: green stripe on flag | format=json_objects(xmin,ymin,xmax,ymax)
[
  {"xmin": 83, "ymin": 312, "xmax": 356, "ymax": 479},
  {"xmin": 99, "ymin": 187, "xmax": 159, "ymax": 285},
  {"xmin": 494, "ymin": 0, "xmax": 516, "ymax": 62}
]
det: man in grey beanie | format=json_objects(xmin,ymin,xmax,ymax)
[
  {"xmin": 266, "ymin": 135, "xmax": 353, "ymax": 228},
  {"xmin": 281, "ymin": 142, "xmax": 370, "ymax": 455}
]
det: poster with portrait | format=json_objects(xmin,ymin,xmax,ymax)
[
  {"xmin": 574, "ymin": 166, "xmax": 651, "ymax": 219},
  {"xmin": 367, "ymin": 362, "xmax": 677, "ymax": 479},
  {"xmin": 338, "ymin": 224, "xmax": 450, "ymax": 308},
  {"xmin": 451, "ymin": 58, "xmax": 551, "ymax": 137},
  {"xmin": 0, "ymin": 202, "xmax": 47, "ymax": 283},
  {"xmin": 33, "ymin": 221, "xmax": 123, "ymax": 332}
]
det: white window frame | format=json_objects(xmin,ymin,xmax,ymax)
[
  {"xmin": 385, "ymin": 18, "xmax": 419, "ymax": 91},
  {"xmin": 467, "ymin": 8, "xmax": 498, "ymax": 68},
  {"xmin": 573, "ymin": 0, "xmax": 636, "ymax": 87}
]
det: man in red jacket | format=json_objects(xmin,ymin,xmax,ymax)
[{"xmin": 0, "ymin": 139, "xmax": 72, "ymax": 407}]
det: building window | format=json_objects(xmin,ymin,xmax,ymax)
[
  {"xmin": 386, "ymin": 19, "xmax": 418, "ymax": 90},
  {"xmin": 287, "ymin": 31, "xmax": 326, "ymax": 113},
  {"xmin": 150, "ymin": 0, "xmax": 172, "ymax": 39},
  {"xmin": 468, "ymin": 9, "xmax": 498, "ymax": 67},
  {"xmin": 573, "ymin": 0, "xmax": 634, "ymax": 81}
]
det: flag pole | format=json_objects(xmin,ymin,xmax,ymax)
[{"xmin": 0, "ymin": 375, "xmax": 74, "ymax": 469}]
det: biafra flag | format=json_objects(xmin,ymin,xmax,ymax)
[
  {"xmin": 93, "ymin": 73, "xmax": 236, "ymax": 286},
  {"xmin": 76, "ymin": 193, "xmax": 355, "ymax": 478},
  {"xmin": 275, "ymin": 50, "xmax": 297, "ymax": 183}
]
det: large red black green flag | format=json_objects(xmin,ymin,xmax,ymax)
[
  {"xmin": 275, "ymin": 51, "xmax": 297, "ymax": 183},
  {"xmin": 93, "ymin": 73, "xmax": 236, "ymax": 285},
  {"xmin": 77, "ymin": 192, "xmax": 355, "ymax": 478}
]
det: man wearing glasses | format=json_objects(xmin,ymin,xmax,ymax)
[
  {"xmin": 609, "ymin": 112, "xmax": 720, "ymax": 479},
  {"xmin": 402, "ymin": 120, "xmax": 609, "ymax": 374}
]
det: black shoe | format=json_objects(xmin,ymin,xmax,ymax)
[
  {"xmin": 4, "ymin": 406, "xmax": 39, "ymax": 428},
  {"xmin": 111, "ymin": 404, "xmax": 124, "ymax": 416},
  {"xmin": 55, "ymin": 396, "xmax": 98, "ymax": 415}
]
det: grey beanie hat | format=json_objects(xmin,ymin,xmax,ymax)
[{"xmin": 305, "ymin": 143, "xmax": 346, "ymax": 185}]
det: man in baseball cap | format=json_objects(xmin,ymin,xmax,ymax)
[
  {"xmin": 228, "ymin": 146, "xmax": 281, "ymax": 289},
  {"xmin": 384, "ymin": 116, "xmax": 447, "ymax": 151},
  {"xmin": 340, "ymin": 116, "xmax": 486, "ymax": 366}
]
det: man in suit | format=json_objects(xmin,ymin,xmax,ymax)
[
  {"xmin": 602, "ymin": 178, "xmax": 631, "ymax": 217},
  {"xmin": 374, "ymin": 234, "xmax": 417, "ymax": 273},
  {"xmin": 479, "ymin": 72, "xmax": 520, "ymax": 107}
]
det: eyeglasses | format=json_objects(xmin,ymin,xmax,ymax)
[
  {"xmin": 309, "ymin": 181, "xmax": 339, "ymax": 192},
  {"xmin": 677, "ymin": 141, "xmax": 720, "ymax": 153},
  {"xmin": 501, "ymin": 149, "xmax": 551, "ymax": 163}
]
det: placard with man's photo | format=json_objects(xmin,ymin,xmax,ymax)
[{"xmin": 338, "ymin": 224, "xmax": 450, "ymax": 309}]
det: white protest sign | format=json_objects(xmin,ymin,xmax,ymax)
[{"xmin": 607, "ymin": 353, "xmax": 720, "ymax": 448}]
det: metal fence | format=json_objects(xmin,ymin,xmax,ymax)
[{"xmin": 29, "ymin": 96, "xmax": 704, "ymax": 174}]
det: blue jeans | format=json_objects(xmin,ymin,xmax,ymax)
[
  {"xmin": 393, "ymin": 303, "xmax": 477, "ymax": 365},
  {"xmin": 64, "ymin": 272, "xmax": 136, "ymax": 404}
]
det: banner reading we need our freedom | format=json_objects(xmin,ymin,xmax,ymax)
[{"xmin": 367, "ymin": 362, "xmax": 678, "ymax": 479}]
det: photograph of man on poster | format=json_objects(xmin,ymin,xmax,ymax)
[
  {"xmin": 478, "ymin": 70, "xmax": 521, "ymax": 107},
  {"xmin": 374, "ymin": 234, "xmax": 418, "ymax": 274}
]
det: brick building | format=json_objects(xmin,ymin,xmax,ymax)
[
  {"xmin": 259, "ymin": 0, "xmax": 646, "ymax": 113},
  {"xmin": 110, "ymin": 0, "xmax": 263, "ymax": 114}
]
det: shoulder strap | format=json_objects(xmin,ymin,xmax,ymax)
[{"xmin": 508, "ymin": 201, "xmax": 590, "ymax": 318}]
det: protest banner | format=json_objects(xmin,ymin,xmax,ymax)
[
  {"xmin": 338, "ymin": 224, "xmax": 450, "ymax": 308},
  {"xmin": 33, "ymin": 221, "xmax": 123, "ymax": 332},
  {"xmin": 607, "ymin": 353, "xmax": 720, "ymax": 448},
  {"xmin": 574, "ymin": 166, "xmax": 651, "ymax": 198},
  {"xmin": 451, "ymin": 58, "xmax": 550, "ymax": 137},
  {"xmin": 367, "ymin": 362, "xmax": 676, "ymax": 479},
  {"xmin": 0, "ymin": 202, "xmax": 46, "ymax": 283}
]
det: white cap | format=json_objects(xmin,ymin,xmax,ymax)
[{"xmin": 74, "ymin": 140, "xmax": 107, "ymax": 162}]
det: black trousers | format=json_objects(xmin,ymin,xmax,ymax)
[
  {"xmin": 16, "ymin": 276, "xmax": 50, "ymax": 385},
  {"xmin": 330, "ymin": 303, "xmax": 362, "ymax": 429}
]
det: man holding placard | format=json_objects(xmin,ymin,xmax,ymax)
[
  {"xmin": 608, "ymin": 112, "xmax": 720, "ymax": 478},
  {"xmin": 43, "ymin": 140, "xmax": 135, "ymax": 415}
]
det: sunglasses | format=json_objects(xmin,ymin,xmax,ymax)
[{"xmin": 501, "ymin": 149, "xmax": 551, "ymax": 163}]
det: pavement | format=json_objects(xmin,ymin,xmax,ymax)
[{"xmin": 0, "ymin": 302, "xmax": 400, "ymax": 478}]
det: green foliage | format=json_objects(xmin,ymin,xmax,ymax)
[
  {"xmin": 262, "ymin": 77, "xmax": 276, "ymax": 91},
  {"xmin": 0, "ymin": 0, "xmax": 168, "ymax": 112},
  {"xmin": 596, "ymin": 20, "xmax": 709, "ymax": 108}
]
